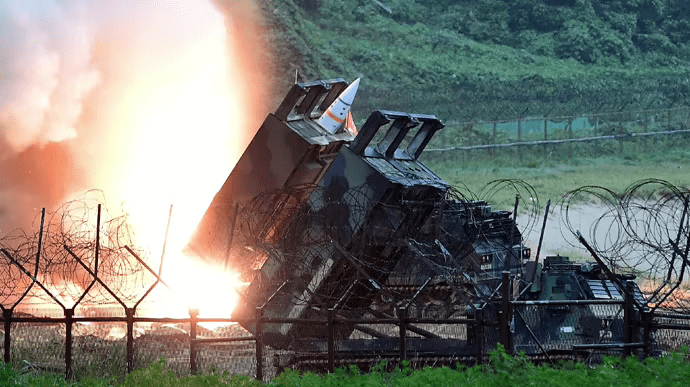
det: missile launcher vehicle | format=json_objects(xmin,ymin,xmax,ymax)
[{"xmin": 188, "ymin": 78, "xmax": 647, "ymax": 360}]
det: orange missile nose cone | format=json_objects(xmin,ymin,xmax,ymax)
[{"xmin": 316, "ymin": 78, "xmax": 360, "ymax": 134}]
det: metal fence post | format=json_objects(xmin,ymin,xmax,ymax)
[
  {"xmin": 500, "ymin": 271, "xmax": 513, "ymax": 354},
  {"xmin": 189, "ymin": 308, "xmax": 199, "ymax": 374},
  {"xmin": 65, "ymin": 308, "xmax": 74, "ymax": 379},
  {"xmin": 643, "ymin": 113, "xmax": 648, "ymax": 149},
  {"xmin": 568, "ymin": 119, "xmax": 574, "ymax": 159},
  {"xmin": 399, "ymin": 306, "xmax": 407, "ymax": 364},
  {"xmin": 126, "ymin": 307, "xmax": 135, "ymax": 373},
  {"xmin": 618, "ymin": 117, "xmax": 624, "ymax": 155},
  {"xmin": 474, "ymin": 307, "xmax": 484, "ymax": 365},
  {"xmin": 623, "ymin": 281, "xmax": 634, "ymax": 357},
  {"xmin": 543, "ymin": 118, "xmax": 548, "ymax": 155},
  {"xmin": 255, "ymin": 307, "xmax": 263, "ymax": 382},
  {"xmin": 491, "ymin": 121, "xmax": 497, "ymax": 156},
  {"xmin": 327, "ymin": 308, "xmax": 335, "ymax": 373},
  {"xmin": 3, "ymin": 308, "xmax": 12, "ymax": 364},
  {"xmin": 642, "ymin": 309, "xmax": 652, "ymax": 359},
  {"xmin": 517, "ymin": 117, "xmax": 523, "ymax": 161}
]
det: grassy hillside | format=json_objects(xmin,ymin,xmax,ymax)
[
  {"xmin": 263, "ymin": 0, "xmax": 690, "ymax": 122},
  {"xmin": 257, "ymin": 0, "xmax": 690, "ymax": 205}
]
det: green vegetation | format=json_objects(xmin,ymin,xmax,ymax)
[
  {"xmin": 0, "ymin": 364, "xmax": 110, "ymax": 387},
  {"xmin": 5, "ymin": 346, "xmax": 690, "ymax": 386},
  {"xmin": 118, "ymin": 361, "xmax": 261, "ymax": 387},
  {"xmin": 272, "ymin": 347, "xmax": 690, "ymax": 387},
  {"xmin": 267, "ymin": 0, "xmax": 690, "ymax": 122},
  {"xmin": 262, "ymin": 0, "xmax": 690, "ymax": 207},
  {"xmin": 422, "ymin": 137, "xmax": 690, "ymax": 208}
]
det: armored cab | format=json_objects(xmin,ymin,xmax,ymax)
[
  {"xmin": 524, "ymin": 255, "xmax": 645, "ymax": 303},
  {"xmin": 441, "ymin": 202, "xmax": 528, "ymax": 282},
  {"xmin": 515, "ymin": 255, "xmax": 646, "ymax": 355}
]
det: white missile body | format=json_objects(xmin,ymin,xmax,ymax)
[{"xmin": 316, "ymin": 78, "xmax": 360, "ymax": 134}]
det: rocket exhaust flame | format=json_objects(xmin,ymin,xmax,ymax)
[{"xmin": 0, "ymin": 0, "xmax": 272, "ymax": 318}]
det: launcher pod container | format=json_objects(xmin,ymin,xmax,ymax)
[
  {"xmin": 188, "ymin": 79, "xmax": 355, "ymax": 270},
  {"xmin": 233, "ymin": 110, "xmax": 451, "ymax": 348}
]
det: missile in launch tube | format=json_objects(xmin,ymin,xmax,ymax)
[{"xmin": 315, "ymin": 77, "xmax": 360, "ymax": 134}]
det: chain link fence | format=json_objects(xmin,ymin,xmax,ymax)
[
  {"xmin": 4, "ymin": 287, "xmax": 690, "ymax": 381},
  {"xmin": 424, "ymin": 106, "xmax": 690, "ymax": 161}
]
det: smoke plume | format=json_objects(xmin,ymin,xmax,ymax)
[{"xmin": 0, "ymin": 0, "xmax": 273, "ymax": 240}]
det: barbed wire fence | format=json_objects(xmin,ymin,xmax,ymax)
[
  {"xmin": 225, "ymin": 182, "xmax": 541, "ymax": 319},
  {"xmin": 558, "ymin": 179, "xmax": 690, "ymax": 313},
  {"xmin": 1, "ymin": 177, "xmax": 690, "ymax": 379},
  {"xmin": 0, "ymin": 191, "xmax": 154, "ymax": 309}
]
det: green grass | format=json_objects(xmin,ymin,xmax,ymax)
[
  {"xmin": 6, "ymin": 346, "xmax": 690, "ymax": 387},
  {"xmin": 272, "ymin": 0, "xmax": 690, "ymax": 122},
  {"xmin": 0, "ymin": 364, "xmax": 111, "ymax": 387},
  {"xmin": 422, "ymin": 145, "xmax": 690, "ymax": 210}
]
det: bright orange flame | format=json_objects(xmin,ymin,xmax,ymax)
[
  {"xmin": 115, "ymin": 43, "xmax": 241, "ymax": 254},
  {"xmin": 160, "ymin": 253, "xmax": 245, "ymax": 319},
  {"xmin": 70, "ymin": 0, "xmax": 272, "ymax": 319}
]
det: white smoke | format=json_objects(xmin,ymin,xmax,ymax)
[
  {"xmin": 0, "ymin": 0, "xmax": 100, "ymax": 157},
  {"xmin": 0, "ymin": 0, "xmax": 273, "ymax": 236}
]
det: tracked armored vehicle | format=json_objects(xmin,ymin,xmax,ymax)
[
  {"xmin": 187, "ymin": 78, "xmax": 529, "ymax": 349},
  {"xmin": 188, "ymin": 78, "xmax": 647, "ymax": 365},
  {"xmin": 514, "ymin": 255, "xmax": 647, "ymax": 356}
]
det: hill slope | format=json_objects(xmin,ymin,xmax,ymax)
[{"xmin": 261, "ymin": 0, "xmax": 690, "ymax": 121}]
